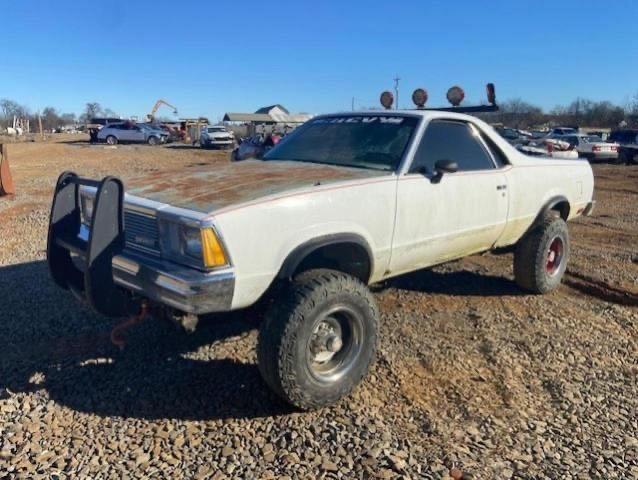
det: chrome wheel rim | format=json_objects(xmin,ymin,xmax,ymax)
[{"xmin": 305, "ymin": 305, "xmax": 363, "ymax": 384}]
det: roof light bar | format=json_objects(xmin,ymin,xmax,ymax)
[{"xmin": 377, "ymin": 83, "xmax": 498, "ymax": 113}]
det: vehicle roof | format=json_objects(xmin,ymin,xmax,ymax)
[
  {"xmin": 555, "ymin": 132, "xmax": 599, "ymax": 137},
  {"xmin": 316, "ymin": 109, "xmax": 497, "ymax": 123}
]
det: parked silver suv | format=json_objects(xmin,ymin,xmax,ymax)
[{"xmin": 97, "ymin": 122, "xmax": 168, "ymax": 145}]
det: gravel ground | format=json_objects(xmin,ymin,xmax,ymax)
[{"xmin": 1, "ymin": 137, "xmax": 637, "ymax": 479}]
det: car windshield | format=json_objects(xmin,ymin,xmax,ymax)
[
  {"xmin": 207, "ymin": 127, "xmax": 225, "ymax": 133},
  {"xmin": 263, "ymin": 115, "xmax": 418, "ymax": 171},
  {"xmin": 584, "ymin": 136, "xmax": 602, "ymax": 143}
]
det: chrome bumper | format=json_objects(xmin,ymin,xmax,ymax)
[{"xmin": 112, "ymin": 251, "xmax": 235, "ymax": 314}]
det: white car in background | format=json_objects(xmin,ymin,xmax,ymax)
[
  {"xmin": 548, "ymin": 127, "xmax": 577, "ymax": 136},
  {"xmin": 552, "ymin": 134, "xmax": 619, "ymax": 162},
  {"xmin": 200, "ymin": 125, "xmax": 235, "ymax": 149}
]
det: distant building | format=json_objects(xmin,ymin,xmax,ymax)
[{"xmin": 223, "ymin": 105, "xmax": 313, "ymax": 133}]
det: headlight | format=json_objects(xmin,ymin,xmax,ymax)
[
  {"xmin": 80, "ymin": 193, "xmax": 94, "ymax": 227},
  {"xmin": 182, "ymin": 227, "xmax": 203, "ymax": 259},
  {"xmin": 159, "ymin": 221, "xmax": 229, "ymax": 270}
]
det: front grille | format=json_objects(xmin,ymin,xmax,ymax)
[{"xmin": 124, "ymin": 210, "xmax": 160, "ymax": 255}]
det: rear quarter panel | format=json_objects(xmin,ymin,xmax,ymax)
[
  {"xmin": 213, "ymin": 177, "xmax": 397, "ymax": 309},
  {"xmin": 496, "ymin": 157, "xmax": 594, "ymax": 247}
]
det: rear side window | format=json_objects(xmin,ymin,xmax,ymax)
[
  {"xmin": 480, "ymin": 131, "xmax": 509, "ymax": 167},
  {"xmin": 410, "ymin": 120, "xmax": 495, "ymax": 173}
]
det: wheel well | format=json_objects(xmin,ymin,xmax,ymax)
[
  {"xmin": 280, "ymin": 240, "xmax": 372, "ymax": 284},
  {"xmin": 549, "ymin": 200, "xmax": 570, "ymax": 220}
]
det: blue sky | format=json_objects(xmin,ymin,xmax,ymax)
[{"xmin": 2, "ymin": 0, "xmax": 636, "ymax": 120}]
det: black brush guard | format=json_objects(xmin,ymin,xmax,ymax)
[{"xmin": 47, "ymin": 171, "xmax": 140, "ymax": 317}]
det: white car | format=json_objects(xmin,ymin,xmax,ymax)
[
  {"xmin": 552, "ymin": 133, "xmax": 619, "ymax": 162},
  {"xmin": 200, "ymin": 125, "xmax": 235, "ymax": 149},
  {"xmin": 547, "ymin": 126, "xmax": 578, "ymax": 136},
  {"xmin": 48, "ymin": 108, "xmax": 594, "ymax": 410}
]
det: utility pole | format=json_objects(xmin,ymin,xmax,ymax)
[{"xmin": 393, "ymin": 75, "xmax": 400, "ymax": 110}]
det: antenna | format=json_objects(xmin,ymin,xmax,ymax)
[{"xmin": 393, "ymin": 75, "xmax": 400, "ymax": 110}]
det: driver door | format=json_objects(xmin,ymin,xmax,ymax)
[
  {"xmin": 129, "ymin": 125, "xmax": 145, "ymax": 142},
  {"xmin": 389, "ymin": 119, "xmax": 509, "ymax": 276}
]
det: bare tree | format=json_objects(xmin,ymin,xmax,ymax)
[
  {"xmin": 41, "ymin": 106, "xmax": 61, "ymax": 131},
  {"xmin": 626, "ymin": 92, "xmax": 638, "ymax": 116},
  {"xmin": 0, "ymin": 99, "xmax": 29, "ymax": 127}
]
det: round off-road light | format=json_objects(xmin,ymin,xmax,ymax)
[
  {"xmin": 380, "ymin": 91, "xmax": 394, "ymax": 109},
  {"xmin": 486, "ymin": 83, "xmax": 496, "ymax": 104},
  {"xmin": 412, "ymin": 88, "xmax": 428, "ymax": 108},
  {"xmin": 446, "ymin": 86, "xmax": 465, "ymax": 106}
]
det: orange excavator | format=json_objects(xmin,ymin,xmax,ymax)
[
  {"xmin": 0, "ymin": 144, "xmax": 15, "ymax": 197},
  {"xmin": 146, "ymin": 99, "xmax": 178, "ymax": 123}
]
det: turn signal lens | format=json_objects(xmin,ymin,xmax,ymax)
[{"xmin": 201, "ymin": 228, "xmax": 228, "ymax": 268}]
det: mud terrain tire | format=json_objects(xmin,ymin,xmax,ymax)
[
  {"xmin": 257, "ymin": 269, "xmax": 379, "ymax": 410},
  {"xmin": 514, "ymin": 214, "xmax": 570, "ymax": 294}
]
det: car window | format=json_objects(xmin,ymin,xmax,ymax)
[
  {"xmin": 410, "ymin": 120, "xmax": 495, "ymax": 174},
  {"xmin": 480, "ymin": 131, "xmax": 509, "ymax": 167},
  {"xmin": 264, "ymin": 115, "xmax": 419, "ymax": 171}
]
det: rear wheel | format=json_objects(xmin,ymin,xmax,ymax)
[
  {"xmin": 106, "ymin": 135, "xmax": 117, "ymax": 145},
  {"xmin": 257, "ymin": 269, "xmax": 379, "ymax": 410},
  {"xmin": 514, "ymin": 214, "xmax": 570, "ymax": 294}
]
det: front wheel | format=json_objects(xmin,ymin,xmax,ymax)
[
  {"xmin": 147, "ymin": 136, "xmax": 159, "ymax": 146},
  {"xmin": 257, "ymin": 269, "xmax": 379, "ymax": 410},
  {"xmin": 106, "ymin": 135, "xmax": 117, "ymax": 145},
  {"xmin": 514, "ymin": 214, "xmax": 570, "ymax": 293}
]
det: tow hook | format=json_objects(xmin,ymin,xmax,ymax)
[{"xmin": 110, "ymin": 300, "xmax": 149, "ymax": 349}]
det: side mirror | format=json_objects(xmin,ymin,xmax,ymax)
[{"xmin": 431, "ymin": 159, "xmax": 457, "ymax": 183}]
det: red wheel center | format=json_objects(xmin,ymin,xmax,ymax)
[{"xmin": 546, "ymin": 237, "xmax": 563, "ymax": 274}]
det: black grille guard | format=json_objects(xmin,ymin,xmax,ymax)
[{"xmin": 47, "ymin": 171, "xmax": 140, "ymax": 317}]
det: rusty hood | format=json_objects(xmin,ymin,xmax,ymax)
[{"xmin": 126, "ymin": 160, "xmax": 386, "ymax": 214}]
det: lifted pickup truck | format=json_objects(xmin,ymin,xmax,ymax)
[{"xmin": 47, "ymin": 92, "xmax": 594, "ymax": 410}]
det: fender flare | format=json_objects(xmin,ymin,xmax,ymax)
[
  {"xmin": 531, "ymin": 195, "xmax": 570, "ymax": 230},
  {"xmin": 277, "ymin": 233, "xmax": 374, "ymax": 282}
]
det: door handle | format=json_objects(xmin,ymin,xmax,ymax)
[{"xmin": 496, "ymin": 184, "xmax": 507, "ymax": 191}]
